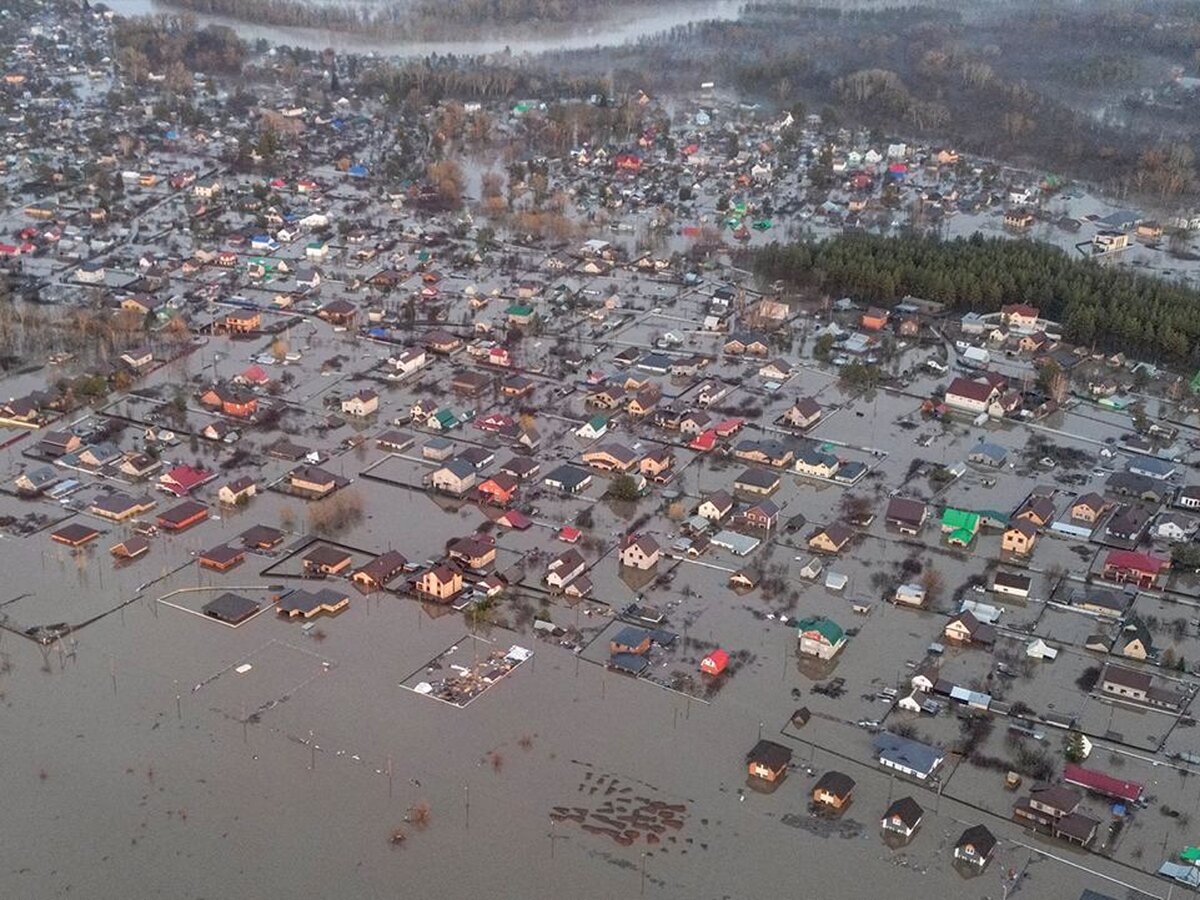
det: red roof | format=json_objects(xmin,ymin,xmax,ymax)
[
  {"xmin": 498, "ymin": 509, "xmax": 531, "ymax": 530},
  {"xmin": 558, "ymin": 526, "xmax": 581, "ymax": 543},
  {"xmin": 1002, "ymin": 303, "xmax": 1039, "ymax": 318},
  {"xmin": 160, "ymin": 464, "xmax": 213, "ymax": 496},
  {"xmin": 240, "ymin": 364, "xmax": 270, "ymax": 385},
  {"xmin": 476, "ymin": 413, "xmax": 514, "ymax": 432},
  {"xmin": 714, "ymin": 418, "xmax": 744, "ymax": 437},
  {"xmin": 1104, "ymin": 549, "xmax": 1167, "ymax": 574},
  {"xmin": 1063, "ymin": 764, "xmax": 1142, "ymax": 803},
  {"xmin": 689, "ymin": 429, "xmax": 718, "ymax": 451},
  {"xmin": 701, "ymin": 649, "xmax": 729, "ymax": 674}
]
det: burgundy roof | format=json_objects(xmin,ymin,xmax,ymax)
[
  {"xmin": 1104, "ymin": 549, "xmax": 1167, "ymax": 573},
  {"xmin": 1063, "ymin": 764, "xmax": 1143, "ymax": 803},
  {"xmin": 946, "ymin": 377, "xmax": 996, "ymax": 404}
]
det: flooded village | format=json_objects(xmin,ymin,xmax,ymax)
[{"xmin": 7, "ymin": 1, "xmax": 1200, "ymax": 898}]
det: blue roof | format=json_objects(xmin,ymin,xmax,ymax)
[
  {"xmin": 441, "ymin": 458, "xmax": 476, "ymax": 478},
  {"xmin": 874, "ymin": 733, "xmax": 943, "ymax": 775},
  {"xmin": 796, "ymin": 446, "xmax": 838, "ymax": 468},
  {"xmin": 974, "ymin": 442, "xmax": 1007, "ymax": 461},
  {"xmin": 613, "ymin": 626, "xmax": 651, "ymax": 647},
  {"xmin": 1128, "ymin": 455, "xmax": 1173, "ymax": 475},
  {"xmin": 834, "ymin": 461, "xmax": 867, "ymax": 482},
  {"xmin": 609, "ymin": 652, "xmax": 649, "ymax": 675}
]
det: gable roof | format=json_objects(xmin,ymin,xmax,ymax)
[
  {"xmin": 883, "ymin": 796, "xmax": 924, "ymax": 829},
  {"xmin": 796, "ymin": 616, "xmax": 844, "ymax": 645},
  {"xmin": 1104, "ymin": 549, "xmax": 1167, "ymax": 573},
  {"xmin": 886, "ymin": 496, "xmax": 926, "ymax": 525},
  {"xmin": 747, "ymin": 739, "xmax": 792, "ymax": 770},
  {"xmin": 813, "ymin": 770, "xmax": 855, "ymax": 797},
  {"xmin": 942, "ymin": 508, "xmax": 980, "ymax": 531},
  {"xmin": 946, "ymin": 377, "xmax": 997, "ymax": 403},
  {"xmin": 875, "ymin": 733, "xmax": 943, "ymax": 775},
  {"xmin": 955, "ymin": 824, "xmax": 996, "ymax": 856}
]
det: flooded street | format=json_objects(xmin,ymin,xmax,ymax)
[
  {"xmin": 1, "ymin": 581, "xmax": 1160, "ymax": 899},
  {"xmin": 100, "ymin": 0, "xmax": 748, "ymax": 55}
]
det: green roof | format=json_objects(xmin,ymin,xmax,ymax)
[
  {"xmin": 1182, "ymin": 847, "xmax": 1200, "ymax": 862},
  {"xmin": 434, "ymin": 409, "xmax": 459, "ymax": 428},
  {"xmin": 796, "ymin": 617, "xmax": 844, "ymax": 645},
  {"xmin": 586, "ymin": 414, "xmax": 607, "ymax": 431},
  {"xmin": 946, "ymin": 527, "xmax": 975, "ymax": 546},
  {"xmin": 942, "ymin": 508, "xmax": 980, "ymax": 532},
  {"xmin": 506, "ymin": 304, "xmax": 534, "ymax": 317}
]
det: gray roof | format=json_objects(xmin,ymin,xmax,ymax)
[
  {"xmin": 972, "ymin": 441, "xmax": 1007, "ymax": 462},
  {"xmin": 440, "ymin": 458, "xmax": 477, "ymax": 479},
  {"xmin": 544, "ymin": 464, "xmax": 591, "ymax": 490},
  {"xmin": 735, "ymin": 467, "xmax": 780, "ymax": 489},
  {"xmin": 202, "ymin": 592, "xmax": 260, "ymax": 624}
]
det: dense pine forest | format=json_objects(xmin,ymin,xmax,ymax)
[{"xmin": 754, "ymin": 234, "xmax": 1200, "ymax": 365}]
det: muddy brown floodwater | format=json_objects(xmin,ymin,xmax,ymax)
[{"xmin": 0, "ymin": 543, "xmax": 1164, "ymax": 898}]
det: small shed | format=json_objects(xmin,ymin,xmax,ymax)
[{"xmin": 700, "ymin": 649, "xmax": 729, "ymax": 675}]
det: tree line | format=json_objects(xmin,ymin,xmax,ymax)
[
  {"xmin": 754, "ymin": 233, "xmax": 1200, "ymax": 365},
  {"xmin": 113, "ymin": 14, "xmax": 245, "ymax": 81},
  {"xmin": 157, "ymin": 0, "xmax": 648, "ymax": 38}
]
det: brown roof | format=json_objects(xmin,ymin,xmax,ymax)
[
  {"xmin": 1102, "ymin": 664, "xmax": 1152, "ymax": 692},
  {"xmin": 1007, "ymin": 519, "xmax": 1039, "ymax": 538},
  {"xmin": 1027, "ymin": 784, "xmax": 1081, "ymax": 814},
  {"xmin": 425, "ymin": 564, "xmax": 459, "ymax": 585},
  {"xmin": 886, "ymin": 496, "xmax": 926, "ymax": 526},
  {"xmin": 239, "ymin": 524, "xmax": 284, "ymax": 548},
  {"xmin": 946, "ymin": 377, "xmax": 996, "ymax": 404},
  {"xmin": 304, "ymin": 545, "xmax": 353, "ymax": 567},
  {"xmin": 625, "ymin": 534, "xmax": 660, "ymax": 556},
  {"xmin": 813, "ymin": 770, "xmax": 856, "ymax": 798},
  {"xmin": 1019, "ymin": 496, "xmax": 1056, "ymax": 523},
  {"xmin": 792, "ymin": 397, "xmax": 821, "ymax": 419},
  {"xmin": 52, "ymin": 522, "xmax": 100, "ymax": 544},
  {"xmin": 200, "ymin": 544, "xmax": 245, "ymax": 566},
  {"xmin": 353, "ymin": 549, "xmax": 407, "ymax": 585},
  {"xmin": 817, "ymin": 522, "xmax": 853, "ymax": 547},
  {"xmin": 157, "ymin": 500, "xmax": 207, "ymax": 527}
]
